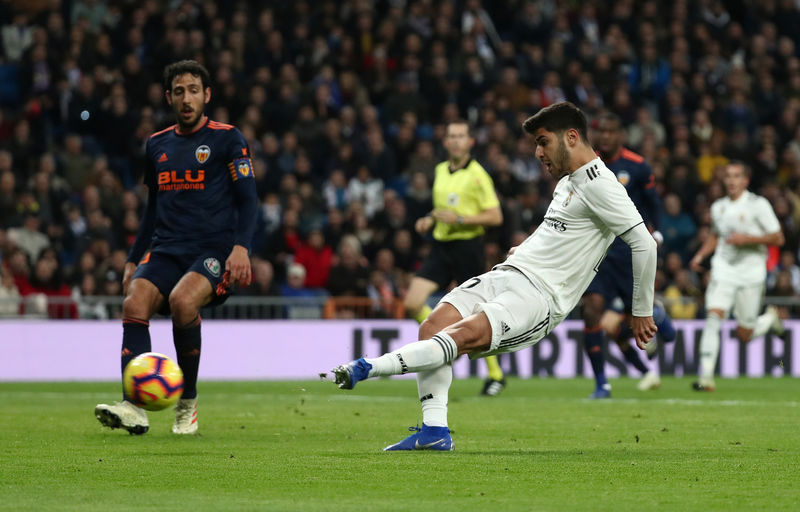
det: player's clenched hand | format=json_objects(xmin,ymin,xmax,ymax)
[
  {"xmin": 725, "ymin": 232, "xmax": 749, "ymax": 246},
  {"xmin": 226, "ymin": 245, "xmax": 251, "ymax": 287},
  {"xmin": 122, "ymin": 262, "xmax": 137, "ymax": 296},
  {"xmin": 689, "ymin": 254, "xmax": 704, "ymax": 273},
  {"xmin": 630, "ymin": 316, "xmax": 657, "ymax": 350},
  {"xmin": 432, "ymin": 209, "xmax": 459, "ymax": 224},
  {"xmin": 415, "ymin": 216, "xmax": 435, "ymax": 233}
]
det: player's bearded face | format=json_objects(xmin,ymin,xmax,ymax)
[
  {"xmin": 535, "ymin": 129, "xmax": 571, "ymax": 178},
  {"xmin": 553, "ymin": 136, "xmax": 570, "ymax": 176},
  {"xmin": 167, "ymin": 73, "xmax": 209, "ymax": 130}
]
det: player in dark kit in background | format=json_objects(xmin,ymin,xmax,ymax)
[
  {"xmin": 583, "ymin": 113, "xmax": 676, "ymax": 398},
  {"xmin": 95, "ymin": 60, "xmax": 258, "ymax": 434}
]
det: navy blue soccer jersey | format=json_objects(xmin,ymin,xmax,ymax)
[
  {"xmin": 605, "ymin": 148, "xmax": 661, "ymax": 231},
  {"xmin": 128, "ymin": 118, "xmax": 258, "ymax": 262}
]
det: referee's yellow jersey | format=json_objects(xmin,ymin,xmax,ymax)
[{"xmin": 431, "ymin": 158, "xmax": 500, "ymax": 242}]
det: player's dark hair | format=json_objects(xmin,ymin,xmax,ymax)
[
  {"xmin": 727, "ymin": 160, "xmax": 752, "ymax": 178},
  {"xmin": 596, "ymin": 111, "xmax": 622, "ymax": 129},
  {"xmin": 163, "ymin": 60, "xmax": 211, "ymax": 92},
  {"xmin": 447, "ymin": 119, "xmax": 473, "ymax": 137},
  {"xmin": 522, "ymin": 101, "xmax": 589, "ymax": 142}
]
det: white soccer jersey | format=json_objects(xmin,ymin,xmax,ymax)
[
  {"xmin": 709, "ymin": 190, "xmax": 781, "ymax": 285},
  {"xmin": 501, "ymin": 157, "xmax": 647, "ymax": 324}
]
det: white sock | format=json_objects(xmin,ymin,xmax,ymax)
[
  {"xmin": 699, "ymin": 313, "xmax": 722, "ymax": 380},
  {"xmin": 752, "ymin": 310, "xmax": 776, "ymax": 338},
  {"xmin": 417, "ymin": 364, "xmax": 452, "ymax": 427},
  {"xmin": 365, "ymin": 332, "xmax": 458, "ymax": 378}
]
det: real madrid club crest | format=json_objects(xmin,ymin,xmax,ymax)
[
  {"xmin": 562, "ymin": 188, "xmax": 573, "ymax": 207},
  {"xmin": 195, "ymin": 145, "xmax": 211, "ymax": 163},
  {"xmin": 617, "ymin": 171, "xmax": 630, "ymax": 186}
]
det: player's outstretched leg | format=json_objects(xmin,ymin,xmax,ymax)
[
  {"xmin": 383, "ymin": 424, "xmax": 454, "ymax": 451},
  {"xmin": 332, "ymin": 358, "xmax": 373, "ymax": 389},
  {"xmin": 331, "ymin": 333, "xmax": 459, "ymax": 389},
  {"xmin": 94, "ymin": 401, "xmax": 149, "ymax": 435},
  {"xmin": 753, "ymin": 305, "xmax": 785, "ymax": 338},
  {"xmin": 480, "ymin": 355, "xmax": 506, "ymax": 396}
]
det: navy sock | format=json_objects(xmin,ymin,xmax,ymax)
[
  {"xmin": 653, "ymin": 304, "xmax": 676, "ymax": 342},
  {"xmin": 584, "ymin": 327, "xmax": 607, "ymax": 388},
  {"xmin": 121, "ymin": 318, "xmax": 152, "ymax": 400},
  {"xmin": 174, "ymin": 316, "xmax": 202, "ymax": 399},
  {"xmin": 620, "ymin": 344, "xmax": 649, "ymax": 374}
]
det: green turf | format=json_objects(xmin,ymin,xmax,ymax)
[{"xmin": 1, "ymin": 377, "xmax": 798, "ymax": 511}]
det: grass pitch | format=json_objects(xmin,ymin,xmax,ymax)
[{"xmin": 1, "ymin": 377, "xmax": 798, "ymax": 511}]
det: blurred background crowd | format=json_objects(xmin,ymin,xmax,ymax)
[{"xmin": 2, "ymin": 0, "xmax": 800, "ymax": 319}]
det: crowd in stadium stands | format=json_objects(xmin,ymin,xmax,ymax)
[{"xmin": 2, "ymin": 0, "xmax": 800, "ymax": 319}]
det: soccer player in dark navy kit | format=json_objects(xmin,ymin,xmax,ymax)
[
  {"xmin": 95, "ymin": 60, "xmax": 258, "ymax": 434},
  {"xmin": 583, "ymin": 113, "xmax": 675, "ymax": 398}
]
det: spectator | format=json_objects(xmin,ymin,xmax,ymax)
[
  {"xmin": 347, "ymin": 165, "xmax": 384, "ymax": 219},
  {"xmin": 7, "ymin": 212, "xmax": 50, "ymax": 264},
  {"xmin": 661, "ymin": 194, "xmax": 697, "ymax": 262},
  {"xmin": 0, "ymin": 264, "xmax": 21, "ymax": 317},
  {"xmin": 280, "ymin": 262, "xmax": 321, "ymax": 319},
  {"xmin": 767, "ymin": 251, "xmax": 800, "ymax": 295},
  {"xmin": 292, "ymin": 228, "xmax": 333, "ymax": 289},
  {"xmin": 21, "ymin": 249, "xmax": 77, "ymax": 319},
  {"xmin": 241, "ymin": 257, "xmax": 280, "ymax": 297},
  {"xmin": 327, "ymin": 235, "xmax": 370, "ymax": 297}
]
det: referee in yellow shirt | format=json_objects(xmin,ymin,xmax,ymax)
[{"xmin": 403, "ymin": 120, "xmax": 505, "ymax": 395}]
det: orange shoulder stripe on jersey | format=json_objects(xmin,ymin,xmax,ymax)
[
  {"xmin": 620, "ymin": 148, "xmax": 644, "ymax": 163},
  {"xmin": 207, "ymin": 120, "xmax": 234, "ymax": 130},
  {"xmin": 149, "ymin": 125, "xmax": 177, "ymax": 138}
]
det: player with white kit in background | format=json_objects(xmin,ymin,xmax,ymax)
[
  {"xmin": 328, "ymin": 102, "xmax": 658, "ymax": 451},
  {"xmin": 689, "ymin": 162, "xmax": 785, "ymax": 391}
]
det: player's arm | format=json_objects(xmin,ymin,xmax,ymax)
[
  {"xmin": 431, "ymin": 205, "xmax": 502, "ymax": 226},
  {"xmin": 124, "ymin": 154, "xmax": 158, "ymax": 295},
  {"xmin": 689, "ymin": 233, "xmax": 718, "ymax": 272},
  {"xmin": 725, "ymin": 230, "xmax": 784, "ymax": 247},
  {"xmin": 619, "ymin": 222, "xmax": 658, "ymax": 348},
  {"xmin": 728, "ymin": 199, "xmax": 784, "ymax": 247},
  {"xmin": 581, "ymin": 173, "xmax": 657, "ymax": 348},
  {"xmin": 226, "ymin": 139, "xmax": 258, "ymax": 287}
]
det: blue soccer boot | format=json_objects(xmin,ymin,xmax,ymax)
[
  {"xmin": 331, "ymin": 358, "xmax": 372, "ymax": 389},
  {"xmin": 383, "ymin": 424, "xmax": 454, "ymax": 451}
]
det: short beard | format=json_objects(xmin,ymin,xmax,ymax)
[
  {"xmin": 553, "ymin": 138, "xmax": 570, "ymax": 178},
  {"xmin": 177, "ymin": 110, "xmax": 203, "ymax": 132}
]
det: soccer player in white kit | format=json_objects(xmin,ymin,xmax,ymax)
[
  {"xmin": 689, "ymin": 162, "xmax": 785, "ymax": 391},
  {"xmin": 330, "ymin": 102, "xmax": 658, "ymax": 451}
]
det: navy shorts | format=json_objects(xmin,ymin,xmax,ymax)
[
  {"xmin": 132, "ymin": 247, "xmax": 231, "ymax": 311},
  {"xmin": 584, "ymin": 241, "xmax": 633, "ymax": 312},
  {"xmin": 416, "ymin": 237, "xmax": 485, "ymax": 291}
]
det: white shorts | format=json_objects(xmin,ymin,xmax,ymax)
[
  {"xmin": 441, "ymin": 266, "xmax": 553, "ymax": 358},
  {"xmin": 705, "ymin": 278, "xmax": 765, "ymax": 329}
]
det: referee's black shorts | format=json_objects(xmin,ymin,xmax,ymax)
[{"xmin": 416, "ymin": 237, "xmax": 485, "ymax": 291}]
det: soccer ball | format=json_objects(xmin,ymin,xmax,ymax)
[{"xmin": 123, "ymin": 352, "xmax": 184, "ymax": 411}]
